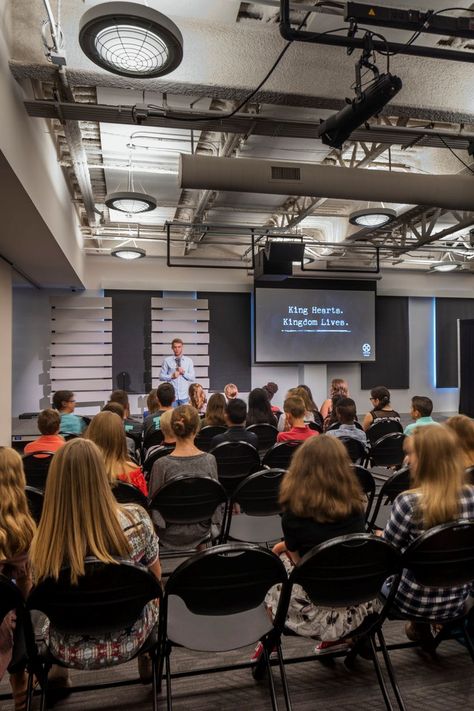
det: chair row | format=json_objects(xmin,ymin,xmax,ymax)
[{"xmin": 3, "ymin": 521, "xmax": 474, "ymax": 711}]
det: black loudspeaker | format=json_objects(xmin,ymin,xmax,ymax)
[{"xmin": 254, "ymin": 243, "xmax": 305, "ymax": 280}]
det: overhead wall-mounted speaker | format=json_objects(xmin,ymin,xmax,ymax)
[{"xmin": 254, "ymin": 243, "xmax": 305, "ymax": 280}]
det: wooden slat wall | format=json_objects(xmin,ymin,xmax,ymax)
[
  {"xmin": 151, "ymin": 297, "xmax": 209, "ymax": 388},
  {"xmin": 50, "ymin": 296, "xmax": 113, "ymax": 405}
]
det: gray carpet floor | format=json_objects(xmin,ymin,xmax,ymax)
[{"xmin": 1, "ymin": 621, "xmax": 473, "ymax": 710}]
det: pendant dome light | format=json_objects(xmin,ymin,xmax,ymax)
[
  {"xmin": 349, "ymin": 207, "xmax": 397, "ymax": 228},
  {"xmin": 79, "ymin": 2, "xmax": 183, "ymax": 78},
  {"xmin": 111, "ymin": 246, "xmax": 146, "ymax": 260},
  {"xmin": 105, "ymin": 156, "xmax": 157, "ymax": 215}
]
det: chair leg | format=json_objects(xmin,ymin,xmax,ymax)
[
  {"xmin": 369, "ymin": 635, "xmax": 394, "ymax": 711},
  {"xmin": 263, "ymin": 646, "xmax": 279, "ymax": 711},
  {"xmin": 165, "ymin": 648, "xmax": 173, "ymax": 711},
  {"xmin": 25, "ymin": 668, "xmax": 34, "ymax": 711},
  {"xmin": 462, "ymin": 620, "xmax": 474, "ymax": 663},
  {"xmin": 151, "ymin": 650, "xmax": 159, "ymax": 711},
  {"xmin": 377, "ymin": 630, "xmax": 406, "ymax": 711},
  {"xmin": 38, "ymin": 665, "xmax": 49, "ymax": 711},
  {"xmin": 275, "ymin": 639, "xmax": 292, "ymax": 711}
]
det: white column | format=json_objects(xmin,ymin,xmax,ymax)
[{"xmin": 0, "ymin": 259, "xmax": 12, "ymax": 445}]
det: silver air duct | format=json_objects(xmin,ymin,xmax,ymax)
[{"xmin": 179, "ymin": 154, "xmax": 474, "ymax": 212}]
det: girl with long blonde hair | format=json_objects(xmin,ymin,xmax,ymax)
[
  {"xmin": 320, "ymin": 379, "xmax": 349, "ymax": 420},
  {"xmin": 30, "ymin": 439, "xmax": 160, "ymax": 673},
  {"xmin": 445, "ymin": 414, "xmax": 474, "ymax": 470},
  {"xmin": 383, "ymin": 425, "xmax": 474, "ymax": 642},
  {"xmin": 189, "ymin": 382, "xmax": 207, "ymax": 414},
  {"xmin": 265, "ymin": 436, "xmax": 377, "ymax": 654},
  {"xmin": 0, "ymin": 447, "xmax": 36, "ymax": 709},
  {"xmin": 86, "ymin": 411, "xmax": 147, "ymax": 495}
]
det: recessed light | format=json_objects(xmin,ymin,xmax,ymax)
[
  {"xmin": 349, "ymin": 208, "xmax": 397, "ymax": 228},
  {"xmin": 105, "ymin": 191, "xmax": 157, "ymax": 214},
  {"xmin": 111, "ymin": 247, "xmax": 146, "ymax": 260},
  {"xmin": 79, "ymin": 2, "xmax": 183, "ymax": 78}
]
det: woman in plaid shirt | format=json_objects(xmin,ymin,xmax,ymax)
[{"xmin": 383, "ymin": 425, "xmax": 474, "ymax": 642}]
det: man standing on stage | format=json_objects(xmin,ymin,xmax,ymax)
[{"xmin": 159, "ymin": 337, "xmax": 195, "ymax": 405}]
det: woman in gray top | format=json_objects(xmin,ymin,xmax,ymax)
[{"xmin": 148, "ymin": 404, "xmax": 218, "ymax": 550}]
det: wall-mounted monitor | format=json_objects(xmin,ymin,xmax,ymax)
[{"xmin": 254, "ymin": 279, "xmax": 376, "ymax": 363}]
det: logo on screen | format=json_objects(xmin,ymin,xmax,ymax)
[{"xmin": 362, "ymin": 343, "xmax": 371, "ymax": 357}]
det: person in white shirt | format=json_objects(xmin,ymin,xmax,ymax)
[{"xmin": 159, "ymin": 338, "xmax": 195, "ymax": 405}]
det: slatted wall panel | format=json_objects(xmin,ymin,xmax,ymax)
[
  {"xmin": 50, "ymin": 296, "xmax": 113, "ymax": 404},
  {"xmin": 151, "ymin": 297, "xmax": 209, "ymax": 389}
]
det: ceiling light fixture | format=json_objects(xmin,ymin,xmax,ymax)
[
  {"xmin": 349, "ymin": 207, "xmax": 397, "ymax": 228},
  {"xmin": 105, "ymin": 191, "xmax": 157, "ymax": 214},
  {"xmin": 111, "ymin": 247, "xmax": 146, "ymax": 260},
  {"xmin": 79, "ymin": 2, "xmax": 183, "ymax": 78}
]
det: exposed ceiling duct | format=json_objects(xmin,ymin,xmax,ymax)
[{"xmin": 180, "ymin": 154, "xmax": 474, "ymax": 212}]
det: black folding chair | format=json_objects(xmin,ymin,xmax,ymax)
[
  {"xmin": 209, "ymin": 440, "xmax": 261, "ymax": 495},
  {"xmin": 111, "ymin": 480, "xmax": 148, "ymax": 508},
  {"xmin": 389, "ymin": 520, "xmax": 474, "ymax": 661},
  {"xmin": 194, "ymin": 425, "xmax": 226, "ymax": 452},
  {"xmin": 22, "ymin": 451, "xmax": 55, "ymax": 490},
  {"xmin": 262, "ymin": 441, "xmax": 301, "ymax": 471},
  {"xmin": 368, "ymin": 433, "xmax": 406, "ymax": 469},
  {"xmin": 142, "ymin": 444, "xmax": 175, "ymax": 480},
  {"xmin": 159, "ymin": 543, "xmax": 292, "ymax": 710},
  {"xmin": 281, "ymin": 534, "xmax": 404, "ymax": 711},
  {"xmin": 143, "ymin": 428, "xmax": 164, "ymax": 455},
  {"xmin": 340, "ymin": 436, "xmax": 367, "ymax": 463},
  {"xmin": 246, "ymin": 424, "xmax": 279, "ymax": 453},
  {"xmin": 465, "ymin": 466, "xmax": 474, "ymax": 485},
  {"xmin": 25, "ymin": 485, "xmax": 44, "ymax": 524},
  {"xmin": 222, "ymin": 469, "xmax": 285, "ymax": 545},
  {"xmin": 307, "ymin": 421, "xmax": 323, "ymax": 434},
  {"xmin": 366, "ymin": 419, "xmax": 403, "ymax": 447},
  {"xmin": 352, "ymin": 464, "xmax": 376, "ymax": 523},
  {"xmin": 26, "ymin": 558, "xmax": 163, "ymax": 711},
  {"xmin": 149, "ymin": 476, "xmax": 228, "ymax": 559},
  {"xmin": 366, "ymin": 467, "xmax": 410, "ymax": 532}
]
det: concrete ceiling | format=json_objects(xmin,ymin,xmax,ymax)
[{"xmin": 5, "ymin": 0, "xmax": 474, "ymax": 276}]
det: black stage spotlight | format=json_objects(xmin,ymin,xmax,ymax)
[{"xmin": 318, "ymin": 72, "xmax": 402, "ymax": 149}]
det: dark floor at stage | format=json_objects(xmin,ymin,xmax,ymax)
[{"xmin": 1, "ymin": 620, "xmax": 473, "ymax": 710}]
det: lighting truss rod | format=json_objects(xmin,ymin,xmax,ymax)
[{"xmin": 279, "ymin": 0, "xmax": 474, "ymax": 63}]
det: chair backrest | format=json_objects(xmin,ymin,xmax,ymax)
[
  {"xmin": 111, "ymin": 480, "xmax": 148, "ymax": 508},
  {"xmin": 194, "ymin": 426, "xmax": 226, "ymax": 452},
  {"xmin": 402, "ymin": 520, "xmax": 474, "ymax": 587},
  {"xmin": 367, "ymin": 466, "xmax": 411, "ymax": 531},
  {"xmin": 149, "ymin": 475, "xmax": 227, "ymax": 525},
  {"xmin": 369, "ymin": 432, "xmax": 406, "ymax": 468},
  {"xmin": 261, "ymin": 440, "xmax": 301, "ymax": 470},
  {"xmin": 22, "ymin": 451, "xmax": 55, "ymax": 489},
  {"xmin": 290, "ymin": 534, "xmax": 401, "ymax": 608},
  {"xmin": 339, "ymin": 436, "xmax": 366, "ymax": 463},
  {"xmin": 223, "ymin": 468, "xmax": 285, "ymax": 543},
  {"xmin": 27, "ymin": 558, "xmax": 162, "ymax": 636},
  {"xmin": 25, "ymin": 485, "xmax": 44, "ymax": 524},
  {"xmin": 246, "ymin": 423, "xmax": 278, "ymax": 451},
  {"xmin": 143, "ymin": 428, "xmax": 164, "ymax": 451},
  {"xmin": 165, "ymin": 543, "xmax": 287, "ymax": 616},
  {"xmin": 0, "ymin": 573, "xmax": 25, "ymax": 624},
  {"xmin": 63, "ymin": 433, "xmax": 78, "ymax": 441},
  {"xmin": 209, "ymin": 441, "xmax": 261, "ymax": 494},
  {"xmin": 366, "ymin": 418, "xmax": 403, "ymax": 445},
  {"xmin": 142, "ymin": 444, "xmax": 175, "ymax": 478},
  {"xmin": 352, "ymin": 464, "xmax": 376, "ymax": 521}
]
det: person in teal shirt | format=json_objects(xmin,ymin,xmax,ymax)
[
  {"xmin": 404, "ymin": 396, "xmax": 440, "ymax": 436},
  {"xmin": 52, "ymin": 390, "xmax": 86, "ymax": 436}
]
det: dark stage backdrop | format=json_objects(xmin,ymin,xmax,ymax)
[
  {"xmin": 436, "ymin": 298, "xmax": 474, "ymax": 388},
  {"xmin": 360, "ymin": 296, "xmax": 409, "ymax": 390}
]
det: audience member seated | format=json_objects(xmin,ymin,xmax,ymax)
[
  {"xmin": 109, "ymin": 389, "xmax": 143, "ymax": 439},
  {"xmin": 382, "ymin": 425, "xmax": 474, "ymax": 644},
  {"xmin": 403, "ymin": 396, "xmax": 440, "ymax": 436},
  {"xmin": 299, "ymin": 384, "xmax": 324, "ymax": 429},
  {"xmin": 445, "ymin": 414, "xmax": 474, "ymax": 469},
  {"xmin": 201, "ymin": 392, "xmax": 227, "ymax": 427},
  {"xmin": 262, "ymin": 381, "xmax": 281, "ymax": 415},
  {"xmin": 30, "ymin": 439, "xmax": 161, "ymax": 679},
  {"xmin": 362, "ymin": 386, "xmax": 401, "ymax": 431},
  {"xmin": 24, "ymin": 409, "xmax": 65, "ymax": 455},
  {"xmin": 143, "ymin": 410, "xmax": 176, "ymax": 464},
  {"xmin": 143, "ymin": 383, "xmax": 175, "ymax": 439},
  {"xmin": 209, "ymin": 398, "xmax": 258, "ymax": 450},
  {"xmin": 277, "ymin": 387, "xmax": 321, "ymax": 433},
  {"xmin": 86, "ymin": 411, "xmax": 148, "ymax": 495},
  {"xmin": 189, "ymin": 382, "xmax": 207, "ymax": 415},
  {"xmin": 276, "ymin": 396, "xmax": 318, "ymax": 443},
  {"xmin": 246, "ymin": 388, "xmax": 277, "ymax": 427},
  {"xmin": 102, "ymin": 402, "xmax": 135, "ymax": 457},
  {"xmin": 148, "ymin": 405, "xmax": 219, "ymax": 550},
  {"xmin": 145, "ymin": 388, "xmax": 159, "ymax": 418},
  {"xmin": 326, "ymin": 398, "xmax": 367, "ymax": 447},
  {"xmin": 264, "ymin": 435, "xmax": 378, "ymax": 655},
  {"xmin": 52, "ymin": 390, "xmax": 86, "ymax": 436},
  {"xmin": 0, "ymin": 448, "xmax": 36, "ymax": 710},
  {"xmin": 224, "ymin": 383, "xmax": 238, "ymax": 401},
  {"xmin": 320, "ymin": 378, "xmax": 349, "ymax": 421},
  {"xmin": 322, "ymin": 395, "xmax": 345, "ymax": 431}
]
